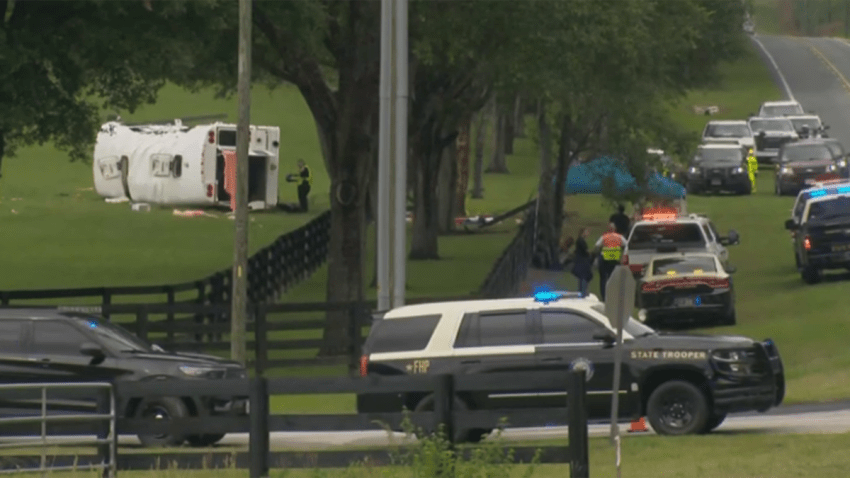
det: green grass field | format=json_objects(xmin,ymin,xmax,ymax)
[{"xmin": 30, "ymin": 432, "xmax": 850, "ymax": 477}]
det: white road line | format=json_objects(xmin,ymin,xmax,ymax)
[{"xmin": 751, "ymin": 35, "xmax": 795, "ymax": 101}]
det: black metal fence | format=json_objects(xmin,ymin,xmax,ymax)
[
  {"xmin": 0, "ymin": 370, "xmax": 591, "ymax": 478},
  {"xmin": 477, "ymin": 200, "xmax": 537, "ymax": 298},
  {"xmin": 0, "ymin": 211, "xmax": 331, "ymax": 309}
]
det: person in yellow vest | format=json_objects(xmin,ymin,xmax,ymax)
[
  {"xmin": 286, "ymin": 159, "xmax": 313, "ymax": 212},
  {"xmin": 594, "ymin": 223, "xmax": 628, "ymax": 301},
  {"xmin": 746, "ymin": 148, "xmax": 758, "ymax": 193}
]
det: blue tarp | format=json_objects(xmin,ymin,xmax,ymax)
[{"xmin": 565, "ymin": 156, "xmax": 686, "ymax": 199}]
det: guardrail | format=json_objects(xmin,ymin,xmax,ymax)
[
  {"xmin": 0, "ymin": 383, "xmax": 117, "ymax": 477},
  {"xmin": 0, "ymin": 371, "xmax": 594, "ymax": 478}
]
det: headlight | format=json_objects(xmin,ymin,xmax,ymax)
[
  {"xmin": 179, "ymin": 365, "xmax": 225, "ymax": 378},
  {"xmin": 689, "ymin": 166, "xmax": 700, "ymax": 174},
  {"xmin": 711, "ymin": 349, "xmax": 757, "ymax": 375},
  {"xmin": 827, "ymin": 164, "xmax": 837, "ymax": 172},
  {"xmin": 733, "ymin": 167, "xmax": 744, "ymax": 174},
  {"xmin": 780, "ymin": 167, "xmax": 793, "ymax": 175},
  {"xmin": 839, "ymin": 160, "xmax": 847, "ymax": 168}
]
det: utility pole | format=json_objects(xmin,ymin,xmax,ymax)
[
  {"xmin": 392, "ymin": 0, "xmax": 408, "ymax": 309},
  {"xmin": 231, "ymin": 0, "xmax": 251, "ymax": 365},
  {"xmin": 377, "ymin": 0, "xmax": 393, "ymax": 312}
]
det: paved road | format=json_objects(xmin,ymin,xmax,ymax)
[{"xmin": 753, "ymin": 34, "xmax": 850, "ymax": 149}]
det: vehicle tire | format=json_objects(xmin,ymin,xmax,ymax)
[
  {"xmin": 186, "ymin": 433, "xmax": 226, "ymax": 447},
  {"xmin": 413, "ymin": 394, "xmax": 488, "ymax": 444},
  {"xmin": 136, "ymin": 397, "xmax": 189, "ymax": 447},
  {"xmin": 801, "ymin": 266, "xmax": 821, "ymax": 284},
  {"xmin": 646, "ymin": 380, "xmax": 710, "ymax": 436},
  {"xmin": 701, "ymin": 411, "xmax": 728, "ymax": 433}
]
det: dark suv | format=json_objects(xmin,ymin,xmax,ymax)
[
  {"xmin": 775, "ymin": 140, "xmax": 848, "ymax": 196},
  {"xmin": 0, "ymin": 309, "xmax": 248, "ymax": 447}
]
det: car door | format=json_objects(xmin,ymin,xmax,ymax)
[
  {"xmin": 531, "ymin": 308, "xmax": 636, "ymax": 420},
  {"xmin": 707, "ymin": 221, "xmax": 729, "ymax": 263},
  {"xmin": 452, "ymin": 309, "xmax": 541, "ymax": 410},
  {"xmin": 0, "ymin": 319, "xmax": 35, "ymax": 383}
]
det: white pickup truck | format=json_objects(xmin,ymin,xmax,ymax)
[{"xmin": 623, "ymin": 212, "xmax": 740, "ymax": 278}]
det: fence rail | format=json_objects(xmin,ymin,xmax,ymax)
[
  {"xmin": 0, "ymin": 211, "xmax": 331, "ymax": 309},
  {"xmin": 0, "ymin": 371, "xmax": 592, "ymax": 478},
  {"xmin": 477, "ymin": 199, "xmax": 537, "ymax": 298}
]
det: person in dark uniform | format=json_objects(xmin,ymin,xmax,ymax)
[
  {"xmin": 570, "ymin": 228, "xmax": 593, "ymax": 297},
  {"xmin": 286, "ymin": 159, "xmax": 313, "ymax": 212},
  {"xmin": 609, "ymin": 204, "xmax": 631, "ymax": 236}
]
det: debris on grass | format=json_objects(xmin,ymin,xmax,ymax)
[{"xmin": 105, "ymin": 197, "xmax": 129, "ymax": 204}]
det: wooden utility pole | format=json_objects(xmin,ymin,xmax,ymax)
[{"xmin": 231, "ymin": 0, "xmax": 251, "ymax": 365}]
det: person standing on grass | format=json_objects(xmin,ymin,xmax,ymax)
[
  {"xmin": 286, "ymin": 159, "xmax": 313, "ymax": 212},
  {"xmin": 609, "ymin": 204, "xmax": 631, "ymax": 236},
  {"xmin": 570, "ymin": 228, "xmax": 593, "ymax": 297},
  {"xmin": 594, "ymin": 222, "xmax": 627, "ymax": 301}
]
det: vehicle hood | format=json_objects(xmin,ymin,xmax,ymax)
[
  {"xmin": 784, "ymin": 160, "xmax": 834, "ymax": 168},
  {"xmin": 631, "ymin": 332, "xmax": 755, "ymax": 350},
  {"xmin": 697, "ymin": 161, "xmax": 743, "ymax": 169},
  {"xmin": 627, "ymin": 246, "xmax": 708, "ymax": 259},
  {"xmin": 125, "ymin": 350, "xmax": 245, "ymax": 368},
  {"xmin": 756, "ymin": 131, "xmax": 797, "ymax": 137}
]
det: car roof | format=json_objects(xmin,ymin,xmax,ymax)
[
  {"xmin": 762, "ymin": 100, "xmax": 801, "ymax": 106},
  {"xmin": 0, "ymin": 308, "xmax": 76, "ymax": 320},
  {"xmin": 786, "ymin": 115, "xmax": 820, "ymax": 120},
  {"xmin": 649, "ymin": 252, "xmax": 718, "ymax": 261},
  {"xmin": 705, "ymin": 120, "xmax": 748, "ymax": 125},
  {"xmin": 749, "ymin": 116, "xmax": 793, "ymax": 122},
  {"xmin": 698, "ymin": 143, "xmax": 742, "ymax": 150},
  {"xmin": 382, "ymin": 296, "xmax": 603, "ymax": 320}
]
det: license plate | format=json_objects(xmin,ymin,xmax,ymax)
[
  {"xmin": 710, "ymin": 179, "xmax": 721, "ymax": 186},
  {"xmin": 832, "ymin": 244, "xmax": 850, "ymax": 252},
  {"xmin": 673, "ymin": 297, "xmax": 694, "ymax": 307}
]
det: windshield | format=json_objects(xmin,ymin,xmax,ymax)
[
  {"xmin": 749, "ymin": 119, "xmax": 795, "ymax": 133},
  {"xmin": 590, "ymin": 304, "xmax": 655, "ymax": 337},
  {"xmin": 806, "ymin": 197, "xmax": 850, "ymax": 221},
  {"xmin": 761, "ymin": 104, "xmax": 804, "ymax": 116},
  {"xmin": 69, "ymin": 316, "xmax": 153, "ymax": 352},
  {"xmin": 651, "ymin": 257, "xmax": 717, "ymax": 276},
  {"xmin": 790, "ymin": 118, "xmax": 821, "ymax": 131},
  {"xmin": 695, "ymin": 148, "xmax": 742, "ymax": 163},
  {"xmin": 780, "ymin": 145, "xmax": 833, "ymax": 162},
  {"xmin": 628, "ymin": 223, "xmax": 706, "ymax": 250},
  {"xmin": 704, "ymin": 124, "xmax": 750, "ymax": 138}
]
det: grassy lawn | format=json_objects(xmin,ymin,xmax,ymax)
[{"xmin": 32, "ymin": 432, "xmax": 850, "ymax": 477}]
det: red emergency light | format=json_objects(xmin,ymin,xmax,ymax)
[{"xmin": 641, "ymin": 206, "xmax": 679, "ymax": 221}]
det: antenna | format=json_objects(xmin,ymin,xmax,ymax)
[{"xmin": 122, "ymin": 113, "xmax": 228, "ymax": 127}]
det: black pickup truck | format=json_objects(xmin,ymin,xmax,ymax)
[{"xmin": 785, "ymin": 193, "xmax": 850, "ymax": 284}]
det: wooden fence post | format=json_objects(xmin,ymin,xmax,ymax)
[
  {"xmin": 137, "ymin": 306, "xmax": 149, "ymax": 343},
  {"xmin": 102, "ymin": 289, "xmax": 112, "ymax": 320},
  {"xmin": 347, "ymin": 304, "xmax": 364, "ymax": 376},
  {"xmin": 249, "ymin": 377, "xmax": 270, "ymax": 478},
  {"xmin": 568, "ymin": 369, "xmax": 589, "ymax": 478},
  {"xmin": 434, "ymin": 374, "xmax": 455, "ymax": 446}
]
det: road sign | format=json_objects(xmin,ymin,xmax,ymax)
[{"xmin": 604, "ymin": 264, "xmax": 636, "ymax": 477}]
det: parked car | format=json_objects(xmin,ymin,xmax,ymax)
[
  {"xmin": 748, "ymin": 116, "xmax": 799, "ymax": 165},
  {"xmin": 0, "ymin": 309, "xmax": 249, "ymax": 447},
  {"xmin": 757, "ymin": 100, "xmax": 806, "ymax": 117},
  {"xmin": 686, "ymin": 144, "xmax": 753, "ymax": 195},
  {"xmin": 787, "ymin": 114, "xmax": 829, "ymax": 139},
  {"xmin": 701, "ymin": 120, "xmax": 755, "ymax": 154},
  {"xmin": 774, "ymin": 140, "xmax": 848, "ymax": 196},
  {"xmin": 785, "ymin": 187, "xmax": 850, "ymax": 283},
  {"xmin": 637, "ymin": 252, "xmax": 737, "ymax": 328},
  {"xmin": 358, "ymin": 291, "xmax": 785, "ymax": 438}
]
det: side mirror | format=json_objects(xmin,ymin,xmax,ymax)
[
  {"xmin": 80, "ymin": 342, "xmax": 105, "ymax": 364},
  {"xmin": 785, "ymin": 219, "xmax": 798, "ymax": 230},
  {"xmin": 725, "ymin": 265, "xmax": 737, "ymax": 274},
  {"xmin": 724, "ymin": 229, "xmax": 740, "ymax": 245},
  {"xmin": 593, "ymin": 331, "xmax": 616, "ymax": 346}
]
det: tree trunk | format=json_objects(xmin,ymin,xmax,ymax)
[
  {"xmin": 0, "ymin": 131, "xmax": 5, "ymax": 178},
  {"xmin": 538, "ymin": 99, "xmax": 552, "ymax": 175},
  {"xmin": 486, "ymin": 100, "xmax": 509, "ymax": 173},
  {"xmin": 410, "ymin": 123, "xmax": 449, "ymax": 260},
  {"xmin": 503, "ymin": 101, "xmax": 515, "ymax": 155},
  {"xmin": 436, "ymin": 136, "xmax": 457, "ymax": 234},
  {"xmin": 455, "ymin": 118, "xmax": 470, "ymax": 217},
  {"xmin": 471, "ymin": 109, "xmax": 486, "ymax": 198},
  {"xmin": 513, "ymin": 94, "xmax": 525, "ymax": 138}
]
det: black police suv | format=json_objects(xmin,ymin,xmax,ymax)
[
  {"xmin": 686, "ymin": 144, "xmax": 753, "ymax": 195},
  {"xmin": 357, "ymin": 293, "xmax": 785, "ymax": 440},
  {"xmin": 0, "ymin": 309, "xmax": 248, "ymax": 447},
  {"xmin": 785, "ymin": 192, "xmax": 850, "ymax": 284}
]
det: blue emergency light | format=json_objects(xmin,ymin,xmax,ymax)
[
  {"xmin": 88, "ymin": 320, "xmax": 98, "ymax": 328},
  {"xmin": 810, "ymin": 190, "xmax": 827, "ymax": 198},
  {"xmin": 533, "ymin": 290, "xmax": 563, "ymax": 304}
]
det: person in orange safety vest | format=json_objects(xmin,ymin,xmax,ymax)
[{"xmin": 594, "ymin": 222, "xmax": 628, "ymax": 301}]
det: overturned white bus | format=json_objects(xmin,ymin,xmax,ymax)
[{"xmin": 93, "ymin": 118, "xmax": 281, "ymax": 209}]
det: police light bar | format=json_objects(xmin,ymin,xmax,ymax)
[
  {"xmin": 641, "ymin": 206, "xmax": 680, "ymax": 221},
  {"xmin": 810, "ymin": 185, "xmax": 850, "ymax": 198},
  {"xmin": 532, "ymin": 288, "xmax": 588, "ymax": 303}
]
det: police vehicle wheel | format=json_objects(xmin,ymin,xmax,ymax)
[
  {"xmin": 186, "ymin": 433, "xmax": 226, "ymax": 447},
  {"xmin": 413, "ymin": 394, "xmax": 487, "ymax": 444},
  {"xmin": 801, "ymin": 266, "xmax": 821, "ymax": 285},
  {"xmin": 646, "ymin": 380, "xmax": 709, "ymax": 436},
  {"xmin": 136, "ymin": 397, "xmax": 189, "ymax": 447},
  {"xmin": 701, "ymin": 411, "xmax": 727, "ymax": 433}
]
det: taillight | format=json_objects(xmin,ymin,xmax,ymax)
[
  {"xmin": 711, "ymin": 278, "xmax": 730, "ymax": 289},
  {"xmin": 803, "ymin": 236, "xmax": 812, "ymax": 250},
  {"xmin": 206, "ymin": 184, "xmax": 214, "ymax": 198},
  {"xmin": 208, "ymin": 130, "xmax": 215, "ymax": 144},
  {"xmin": 629, "ymin": 264, "xmax": 644, "ymax": 275},
  {"xmin": 359, "ymin": 355, "xmax": 369, "ymax": 377}
]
